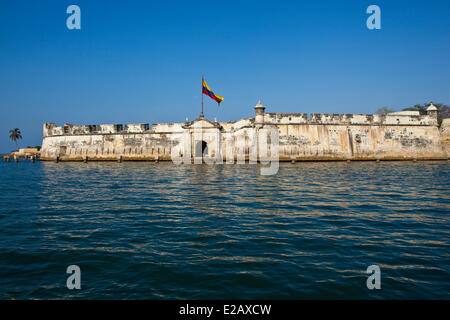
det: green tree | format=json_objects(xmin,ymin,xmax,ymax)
[
  {"xmin": 402, "ymin": 104, "xmax": 427, "ymax": 115},
  {"xmin": 375, "ymin": 106, "xmax": 395, "ymax": 115},
  {"xmin": 9, "ymin": 128, "xmax": 22, "ymax": 150}
]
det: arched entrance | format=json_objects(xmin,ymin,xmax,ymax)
[{"xmin": 195, "ymin": 140, "xmax": 208, "ymax": 157}]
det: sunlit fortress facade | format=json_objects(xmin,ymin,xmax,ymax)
[{"xmin": 41, "ymin": 102, "xmax": 449, "ymax": 162}]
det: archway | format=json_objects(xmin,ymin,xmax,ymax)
[{"xmin": 195, "ymin": 140, "xmax": 208, "ymax": 157}]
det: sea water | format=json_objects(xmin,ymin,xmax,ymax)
[{"xmin": 0, "ymin": 161, "xmax": 448, "ymax": 299}]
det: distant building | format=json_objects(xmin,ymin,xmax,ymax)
[{"xmin": 11, "ymin": 148, "xmax": 40, "ymax": 158}]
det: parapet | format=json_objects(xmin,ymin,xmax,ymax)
[
  {"xmin": 252, "ymin": 100, "xmax": 438, "ymax": 126},
  {"xmin": 43, "ymin": 123, "xmax": 152, "ymax": 136},
  {"xmin": 264, "ymin": 113, "xmax": 308, "ymax": 124},
  {"xmin": 152, "ymin": 123, "xmax": 185, "ymax": 132},
  {"xmin": 260, "ymin": 111, "xmax": 437, "ymax": 126},
  {"xmin": 98, "ymin": 124, "xmax": 123, "ymax": 134},
  {"xmin": 229, "ymin": 118, "xmax": 254, "ymax": 131},
  {"xmin": 43, "ymin": 123, "xmax": 57, "ymax": 137},
  {"xmin": 42, "ymin": 103, "xmax": 440, "ymax": 139},
  {"xmin": 125, "ymin": 124, "xmax": 149, "ymax": 133}
]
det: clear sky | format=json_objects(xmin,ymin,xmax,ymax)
[{"xmin": 0, "ymin": 0, "xmax": 449, "ymax": 153}]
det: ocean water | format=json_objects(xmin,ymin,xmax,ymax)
[{"xmin": 0, "ymin": 160, "xmax": 449, "ymax": 299}]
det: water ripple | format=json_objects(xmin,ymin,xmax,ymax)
[{"xmin": 0, "ymin": 161, "xmax": 449, "ymax": 299}]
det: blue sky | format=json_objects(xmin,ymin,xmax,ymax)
[{"xmin": 0, "ymin": 0, "xmax": 449, "ymax": 153}]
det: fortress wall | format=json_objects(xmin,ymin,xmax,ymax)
[
  {"xmin": 70, "ymin": 125, "xmax": 97, "ymax": 135},
  {"xmin": 261, "ymin": 112, "xmax": 436, "ymax": 126},
  {"xmin": 44, "ymin": 123, "xmax": 152, "ymax": 136},
  {"xmin": 441, "ymin": 119, "xmax": 450, "ymax": 154},
  {"xmin": 276, "ymin": 124, "xmax": 445, "ymax": 160},
  {"xmin": 219, "ymin": 122, "xmax": 234, "ymax": 131},
  {"xmin": 227, "ymin": 118, "xmax": 254, "ymax": 131},
  {"xmin": 41, "ymin": 131, "xmax": 182, "ymax": 160},
  {"xmin": 265, "ymin": 113, "xmax": 308, "ymax": 124},
  {"xmin": 99, "ymin": 124, "xmax": 121, "ymax": 134},
  {"xmin": 125, "ymin": 124, "xmax": 149, "ymax": 133},
  {"xmin": 152, "ymin": 123, "xmax": 185, "ymax": 132},
  {"xmin": 41, "ymin": 105, "xmax": 448, "ymax": 161},
  {"xmin": 41, "ymin": 122, "xmax": 447, "ymax": 161}
]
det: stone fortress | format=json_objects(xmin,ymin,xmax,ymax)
[{"xmin": 40, "ymin": 102, "xmax": 450, "ymax": 162}]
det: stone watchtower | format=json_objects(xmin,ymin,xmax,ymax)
[
  {"xmin": 426, "ymin": 102, "xmax": 438, "ymax": 126},
  {"xmin": 254, "ymin": 101, "xmax": 265, "ymax": 127}
]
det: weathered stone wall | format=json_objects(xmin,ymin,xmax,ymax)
[
  {"xmin": 440, "ymin": 118, "xmax": 450, "ymax": 155},
  {"xmin": 40, "ymin": 105, "xmax": 448, "ymax": 161},
  {"xmin": 276, "ymin": 123, "xmax": 444, "ymax": 160},
  {"xmin": 41, "ymin": 131, "xmax": 181, "ymax": 161}
]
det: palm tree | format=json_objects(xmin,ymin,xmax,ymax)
[{"xmin": 9, "ymin": 128, "xmax": 22, "ymax": 150}]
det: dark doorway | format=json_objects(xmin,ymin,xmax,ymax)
[{"xmin": 195, "ymin": 140, "xmax": 208, "ymax": 157}]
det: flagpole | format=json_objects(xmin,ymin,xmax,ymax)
[{"xmin": 201, "ymin": 75, "xmax": 204, "ymax": 118}]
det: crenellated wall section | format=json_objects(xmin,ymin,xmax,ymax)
[{"xmin": 40, "ymin": 103, "xmax": 449, "ymax": 161}]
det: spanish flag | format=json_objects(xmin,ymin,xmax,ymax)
[{"xmin": 202, "ymin": 77, "xmax": 224, "ymax": 105}]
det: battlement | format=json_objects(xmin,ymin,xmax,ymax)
[
  {"xmin": 42, "ymin": 101, "xmax": 441, "ymax": 142},
  {"xmin": 263, "ymin": 111, "xmax": 437, "ymax": 126},
  {"xmin": 43, "ymin": 107, "xmax": 439, "ymax": 139},
  {"xmin": 43, "ymin": 123, "xmax": 152, "ymax": 137},
  {"xmin": 265, "ymin": 113, "xmax": 308, "ymax": 124}
]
